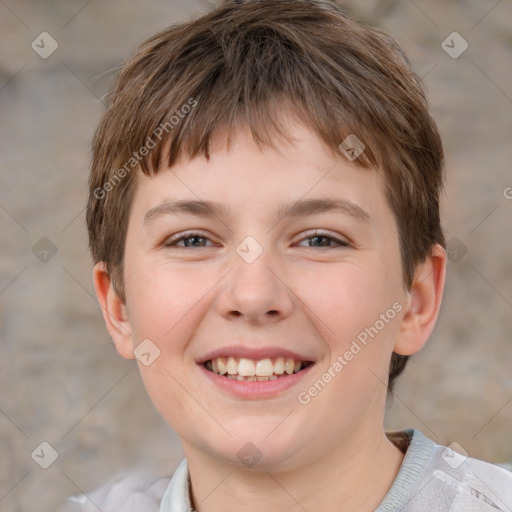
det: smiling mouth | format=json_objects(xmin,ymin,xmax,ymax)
[{"xmin": 203, "ymin": 356, "xmax": 313, "ymax": 381}]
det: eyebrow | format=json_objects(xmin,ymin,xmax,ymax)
[{"xmin": 143, "ymin": 197, "xmax": 371, "ymax": 225}]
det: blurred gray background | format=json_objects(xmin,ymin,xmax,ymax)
[{"xmin": 1, "ymin": 0, "xmax": 511, "ymax": 510}]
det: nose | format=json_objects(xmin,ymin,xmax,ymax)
[{"xmin": 215, "ymin": 246, "xmax": 294, "ymax": 324}]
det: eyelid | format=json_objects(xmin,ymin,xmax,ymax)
[
  {"xmin": 163, "ymin": 230, "xmax": 217, "ymax": 247},
  {"xmin": 297, "ymin": 229, "xmax": 351, "ymax": 247},
  {"xmin": 163, "ymin": 229, "xmax": 350, "ymax": 248}
]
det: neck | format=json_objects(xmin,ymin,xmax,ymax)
[{"xmin": 183, "ymin": 426, "xmax": 404, "ymax": 512}]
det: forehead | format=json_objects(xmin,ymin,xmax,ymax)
[{"xmin": 130, "ymin": 119, "xmax": 391, "ymax": 228}]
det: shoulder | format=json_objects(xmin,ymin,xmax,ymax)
[
  {"xmin": 61, "ymin": 470, "xmax": 171, "ymax": 512},
  {"xmin": 457, "ymin": 450, "xmax": 512, "ymax": 502},
  {"xmin": 426, "ymin": 440, "xmax": 512, "ymax": 510},
  {"xmin": 381, "ymin": 429, "xmax": 512, "ymax": 511}
]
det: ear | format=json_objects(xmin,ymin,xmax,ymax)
[
  {"xmin": 92, "ymin": 262, "xmax": 135, "ymax": 360},
  {"xmin": 394, "ymin": 244, "xmax": 447, "ymax": 356}
]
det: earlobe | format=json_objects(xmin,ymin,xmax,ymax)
[
  {"xmin": 92, "ymin": 262, "xmax": 135, "ymax": 360},
  {"xmin": 394, "ymin": 244, "xmax": 447, "ymax": 356}
]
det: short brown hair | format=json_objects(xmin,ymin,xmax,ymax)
[{"xmin": 86, "ymin": 0, "xmax": 445, "ymax": 391}]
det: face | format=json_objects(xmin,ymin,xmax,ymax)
[{"xmin": 120, "ymin": 119, "xmax": 410, "ymax": 471}]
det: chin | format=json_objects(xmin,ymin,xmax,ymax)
[{"xmin": 205, "ymin": 423, "xmax": 309, "ymax": 471}]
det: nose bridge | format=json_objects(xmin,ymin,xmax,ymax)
[{"xmin": 217, "ymin": 236, "xmax": 294, "ymax": 322}]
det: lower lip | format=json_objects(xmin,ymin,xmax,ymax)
[{"xmin": 198, "ymin": 363, "xmax": 315, "ymax": 399}]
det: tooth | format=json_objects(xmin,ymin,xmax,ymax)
[
  {"xmin": 274, "ymin": 357, "xmax": 285, "ymax": 374},
  {"xmin": 227, "ymin": 356, "xmax": 238, "ymax": 375},
  {"xmin": 212, "ymin": 355, "xmax": 306, "ymax": 379},
  {"xmin": 217, "ymin": 357, "xmax": 227, "ymax": 375},
  {"xmin": 255, "ymin": 358, "xmax": 273, "ymax": 377},
  {"xmin": 238, "ymin": 358, "xmax": 256, "ymax": 377},
  {"xmin": 284, "ymin": 358, "xmax": 295, "ymax": 374}
]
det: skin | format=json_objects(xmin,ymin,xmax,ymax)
[{"xmin": 94, "ymin": 116, "xmax": 446, "ymax": 512}]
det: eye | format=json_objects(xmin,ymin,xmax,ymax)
[
  {"xmin": 163, "ymin": 231, "xmax": 216, "ymax": 248},
  {"xmin": 297, "ymin": 230, "xmax": 350, "ymax": 248},
  {"xmin": 163, "ymin": 230, "xmax": 350, "ymax": 249}
]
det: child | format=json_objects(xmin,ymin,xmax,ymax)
[{"xmin": 76, "ymin": 0, "xmax": 512, "ymax": 510}]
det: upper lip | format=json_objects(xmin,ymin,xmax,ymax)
[{"xmin": 197, "ymin": 345, "xmax": 315, "ymax": 364}]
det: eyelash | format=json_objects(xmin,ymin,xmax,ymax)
[{"xmin": 163, "ymin": 230, "xmax": 350, "ymax": 249}]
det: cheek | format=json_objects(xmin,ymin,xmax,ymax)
[
  {"xmin": 299, "ymin": 260, "xmax": 398, "ymax": 345},
  {"xmin": 125, "ymin": 262, "xmax": 216, "ymax": 435},
  {"xmin": 297, "ymin": 261, "xmax": 403, "ymax": 401},
  {"xmin": 126, "ymin": 260, "xmax": 210, "ymax": 348}
]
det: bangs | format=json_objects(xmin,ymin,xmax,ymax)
[{"xmin": 139, "ymin": 94, "xmax": 377, "ymax": 177}]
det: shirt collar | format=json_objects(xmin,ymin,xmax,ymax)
[
  {"xmin": 159, "ymin": 458, "xmax": 191, "ymax": 512},
  {"xmin": 375, "ymin": 429, "xmax": 436, "ymax": 511}
]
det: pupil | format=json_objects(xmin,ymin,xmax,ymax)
[
  {"xmin": 311, "ymin": 236, "xmax": 329, "ymax": 247},
  {"xmin": 185, "ymin": 236, "xmax": 205, "ymax": 247}
]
